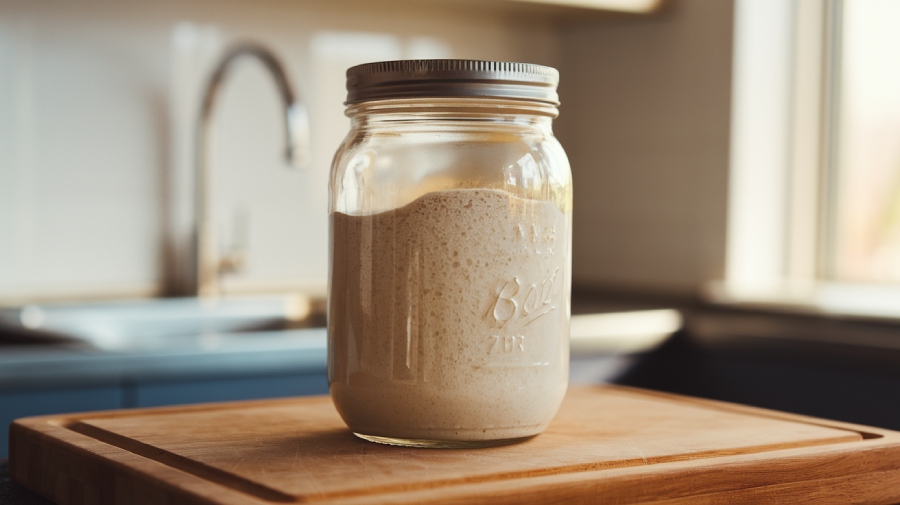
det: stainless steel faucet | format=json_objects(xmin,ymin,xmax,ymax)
[{"xmin": 194, "ymin": 42, "xmax": 309, "ymax": 298}]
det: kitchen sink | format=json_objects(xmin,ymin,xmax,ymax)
[{"xmin": 0, "ymin": 295, "xmax": 316, "ymax": 351}]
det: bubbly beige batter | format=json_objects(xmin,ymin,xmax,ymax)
[{"xmin": 329, "ymin": 188, "xmax": 570, "ymax": 442}]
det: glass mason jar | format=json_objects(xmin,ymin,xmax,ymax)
[{"xmin": 328, "ymin": 60, "xmax": 572, "ymax": 448}]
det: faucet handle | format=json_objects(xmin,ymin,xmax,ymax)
[
  {"xmin": 219, "ymin": 206, "xmax": 249, "ymax": 275},
  {"xmin": 286, "ymin": 103, "xmax": 311, "ymax": 169}
]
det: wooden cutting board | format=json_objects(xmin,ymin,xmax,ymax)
[{"xmin": 10, "ymin": 385, "xmax": 900, "ymax": 505}]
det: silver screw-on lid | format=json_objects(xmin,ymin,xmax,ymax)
[{"xmin": 345, "ymin": 59, "xmax": 560, "ymax": 106}]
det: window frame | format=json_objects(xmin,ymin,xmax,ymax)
[{"xmin": 716, "ymin": 0, "xmax": 900, "ymax": 320}]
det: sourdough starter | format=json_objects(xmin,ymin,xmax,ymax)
[{"xmin": 329, "ymin": 188, "xmax": 570, "ymax": 442}]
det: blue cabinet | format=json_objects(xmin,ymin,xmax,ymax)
[
  {"xmin": 0, "ymin": 385, "xmax": 123, "ymax": 457},
  {"xmin": 132, "ymin": 373, "xmax": 329, "ymax": 408}
]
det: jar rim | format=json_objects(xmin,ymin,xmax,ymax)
[
  {"xmin": 345, "ymin": 59, "xmax": 560, "ymax": 106},
  {"xmin": 344, "ymin": 97, "xmax": 559, "ymax": 120}
]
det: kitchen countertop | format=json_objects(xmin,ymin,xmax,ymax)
[
  {"xmin": 0, "ymin": 328, "xmax": 327, "ymax": 391},
  {"xmin": 0, "ymin": 294, "xmax": 681, "ymax": 391}
]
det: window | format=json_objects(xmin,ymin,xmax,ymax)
[
  {"xmin": 721, "ymin": 0, "xmax": 900, "ymax": 316},
  {"xmin": 830, "ymin": 0, "xmax": 900, "ymax": 283}
]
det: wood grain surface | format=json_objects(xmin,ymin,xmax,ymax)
[{"xmin": 9, "ymin": 385, "xmax": 900, "ymax": 504}]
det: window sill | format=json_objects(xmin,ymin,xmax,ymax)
[
  {"xmin": 706, "ymin": 280, "xmax": 900, "ymax": 324},
  {"xmin": 691, "ymin": 281, "xmax": 900, "ymax": 363}
]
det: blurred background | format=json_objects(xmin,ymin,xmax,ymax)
[
  {"xmin": 2, "ymin": 0, "xmax": 900, "ymax": 459},
  {"xmin": 0, "ymin": 0, "xmax": 730, "ymax": 302}
]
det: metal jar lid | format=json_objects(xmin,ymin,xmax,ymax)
[{"xmin": 345, "ymin": 59, "xmax": 560, "ymax": 106}]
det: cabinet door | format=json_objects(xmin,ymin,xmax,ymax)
[
  {"xmin": 133, "ymin": 373, "xmax": 328, "ymax": 408},
  {"xmin": 0, "ymin": 386, "xmax": 122, "ymax": 457}
]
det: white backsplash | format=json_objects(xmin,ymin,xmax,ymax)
[{"xmin": 0, "ymin": 0, "xmax": 560, "ymax": 302}]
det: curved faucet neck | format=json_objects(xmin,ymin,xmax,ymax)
[{"xmin": 193, "ymin": 42, "xmax": 309, "ymax": 298}]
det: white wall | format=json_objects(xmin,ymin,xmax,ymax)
[
  {"xmin": 0, "ymin": 0, "xmax": 561, "ymax": 302},
  {"xmin": 556, "ymin": 0, "xmax": 734, "ymax": 296}
]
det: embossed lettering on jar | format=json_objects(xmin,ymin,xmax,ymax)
[{"xmin": 328, "ymin": 60, "xmax": 573, "ymax": 448}]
